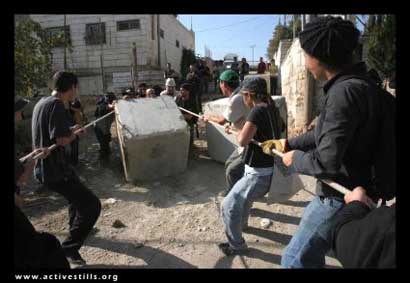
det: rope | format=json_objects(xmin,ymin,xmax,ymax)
[
  {"xmin": 21, "ymin": 111, "xmax": 115, "ymax": 162},
  {"xmin": 178, "ymin": 106, "xmax": 376, "ymax": 208}
]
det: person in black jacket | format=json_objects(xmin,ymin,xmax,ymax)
[
  {"xmin": 262, "ymin": 16, "xmax": 390, "ymax": 268},
  {"xmin": 331, "ymin": 187, "xmax": 395, "ymax": 268},
  {"xmin": 94, "ymin": 92, "xmax": 116, "ymax": 158},
  {"xmin": 175, "ymin": 83, "xmax": 198, "ymax": 148},
  {"xmin": 186, "ymin": 64, "xmax": 201, "ymax": 113}
]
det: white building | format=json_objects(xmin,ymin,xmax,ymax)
[{"xmin": 29, "ymin": 14, "xmax": 195, "ymax": 95}]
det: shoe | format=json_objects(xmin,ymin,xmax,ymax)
[
  {"xmin": 218, "ymin": 243, "xmax": 247, "ymax": 256},
  {"xmin": 65, "ymin": 250, "xmax": 86, "ymax": 266}
]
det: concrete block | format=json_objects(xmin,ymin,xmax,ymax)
[
  {"xmin": 206, "ymin": 123, "xmax": 239, "ymax": 164},
  {"xmin": 115, "ymin": 96, "xmax": 190, "ymax": 181},
  {"xmin": 203, "ymin": 98, "xmax": 239, "ymax": 163}
]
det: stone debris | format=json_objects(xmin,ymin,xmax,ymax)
[
  {"xmin": 104, "ymin": 198, "xmax": 118, "ymax": 205},
  {"xmin": 260, "ymin": 218, "xmax": 272, "ymax": 229}
]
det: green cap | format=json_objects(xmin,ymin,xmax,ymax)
[{"xmin": 219, "ymin": 70, "xmax": 239, "ymax": 85}]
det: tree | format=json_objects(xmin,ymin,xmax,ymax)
[
  {"xmin": 364, "ymin": 15, "xmax": 395, "ymax": 82},
  {"xmin": 15, "ymin": 18, "xmax": 56, "ymax": 98},
  {"xmin": 266, "ymin": 16, "xmax": 301, "ymax": 60},
  {"xmin": 180, "ymin": 48, "xmax": 196, "ymax": 80}
]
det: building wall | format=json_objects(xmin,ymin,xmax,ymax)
[
  {"xmin": 274, "ymin": 39, "xmax": 293, "ymax": 69},
  {"xmin": 274, "ymin": 39, "xmax": 293, "ymax": 94},
  {"xmin": 280, "ymin": 38, "xmax": 308, "ymax": 130},
  {"xmin": 280, "ymin": 38, "xmax": 327, "ymax": 131},
  {"xmin": 158, "ymin": 15, "xmax": 195, "ymax": 74},
  {"xmin": 29, "ymin": 14, "xmax": 194, "ymax": 94}
]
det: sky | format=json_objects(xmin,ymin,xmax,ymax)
[
  {"xmin": 178, "ymin": 15, "xmax": 280, "ymax": 65},
  {"xmin": 177, "ymin": 15, "xmax": 366, "ymax": 65}
]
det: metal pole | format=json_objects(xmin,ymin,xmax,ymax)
[
  {"xmin": 132, "ymin": 42, "xmax": 138, "ymax": 90},
  {"xmin": 250, "ymin": 45, "xmax": 255, "ymax": 67},
  {"xmin": 99, "ymin": 17, "xmax": 105, "ymax": 93},
  {"xmin": 31, "ymin": 111, "xmax": 115, "ymax": 161},
  {"xmin": 64, "ymin": 14, "xmax": 67, "ymax": 70}
]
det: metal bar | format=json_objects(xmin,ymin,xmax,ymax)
[{"xmin": 26, "ymin": 111, "xmax": 115, "ymax": 161}]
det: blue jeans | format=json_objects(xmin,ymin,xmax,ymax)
[
  {"xmin": 221, "ymin": 172, "xmax": 272, "ymax": 250},
  {"xmin": 281, "ymin": 196, "xmax": 344, "ymax": 268}
]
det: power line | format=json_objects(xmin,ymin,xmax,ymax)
[{"xmin": 195, "ymin": 16, "xmax": 260, "ymax": 33}]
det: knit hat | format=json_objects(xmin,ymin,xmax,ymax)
[
  {"xmin": 299, "ymin": 16, "xmax": 360, "ymax": 67},
  {"xmin": 240, "ymin": 77, "xmax": 268, "ymax": 98},
  {"xmin": 165, "ymin": 78, "xmax": 176, "ymax": 87},
  {"xmin": 15, "ymin": 95, "xmax": 29, "ymax": 113},
  {"xmin": 219, "ymin": 70, "xmax": 240, "ymax": 86}
]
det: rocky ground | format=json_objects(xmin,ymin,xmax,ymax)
[{"xmin": 20, "ymin": 95, "xmax": 342, "ymax": 269}]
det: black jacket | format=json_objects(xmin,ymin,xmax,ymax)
[
  {"xmin": 288, "ymin": 62, "xmax": 382, "ymax": 201},
  {"xmin": 330, "ymin": 201, "xmax": 396, "ymax": 268}
]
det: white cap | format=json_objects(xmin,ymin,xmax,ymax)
[{"xmin": 165, "ymin": 78, "xmax": 176, "ymax": 87}]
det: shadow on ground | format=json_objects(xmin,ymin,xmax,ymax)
[
  {"xmin": 244, "ymin": 227, "xmax": 292, "ymax": 246},
  {"xmin": 214, "ymin": 248, "xmax": 282, "ymax": 268},
  {"xmin": 85, "ymin": 236, "xmax": 198, "ymax": 268}
]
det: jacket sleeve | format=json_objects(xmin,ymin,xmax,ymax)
[
  {"xmin": 330, "ymin": 202, "xmax": 396, "ymax": 268},
  {"xmin": 290, "ymin": 85, "xmax": 361, "ymax": 178},
  {"xmin": 287, "ymin": 130, "xmax": 316, "ymax": 151},
  {"xmin": 331, "ymin": 201, "xmax": 371, "ymax": 243}
]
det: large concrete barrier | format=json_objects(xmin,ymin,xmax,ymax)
[
  {"xmin": 204, "ymin": 96, "xmax": 287, "ymax": 164},
  {"xmin": 115, "ymin": 96, "xmax": 190, "ymax": 182},
  {"xmin": 203, "ymin": 97, "xmax": 239, "ymax": 164}
]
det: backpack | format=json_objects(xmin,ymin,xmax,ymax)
[{"xmin": 340, "ymin": 75, "xmax": 396, "ymax": 202}]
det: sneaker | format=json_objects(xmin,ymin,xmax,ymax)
[
  {"xmin": 217, "ymin": 243, "xmax": 248, "ymax": 256},
  {"xmin": 65, "ymin": 250, "xmax": 86, "ymax": 266}
]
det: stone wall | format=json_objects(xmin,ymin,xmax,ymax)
[
  {"xmin": 280, "ymin": 38, "xmax": 308, "ymax": 130},
  {"xmin": 280, "ymin": 38, "xmax": 327, "ymax": 133}
]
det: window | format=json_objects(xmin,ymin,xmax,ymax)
[
  {"xmin": 46, "ymin": 26, "xmax": 71, "ymax": 47},
  {"xmin": 160, "ymin": 29, "xmax": 164, "ymax": 38},
  {"xmin": 117, "ymin": 19, "xmax": 141, "ymax": 31},
  {"xmin": 85, "ymin": 23, "xmax": 106, "ymax": 45},
  {"xmin": 176, "ymin": 40, "xmax": 180, "ymax": 48}
]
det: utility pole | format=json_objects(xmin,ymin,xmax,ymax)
[
  {"xmin": 293, "ymin": 14, "xmax": 296, "ymax": 39},
  {"xmin": 250, "ymin": 45, "xmax": 256, "ymax": 67},
  {"xmin": 63, "ymin": 14, "xmax": 67, "ymax": 70}
]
